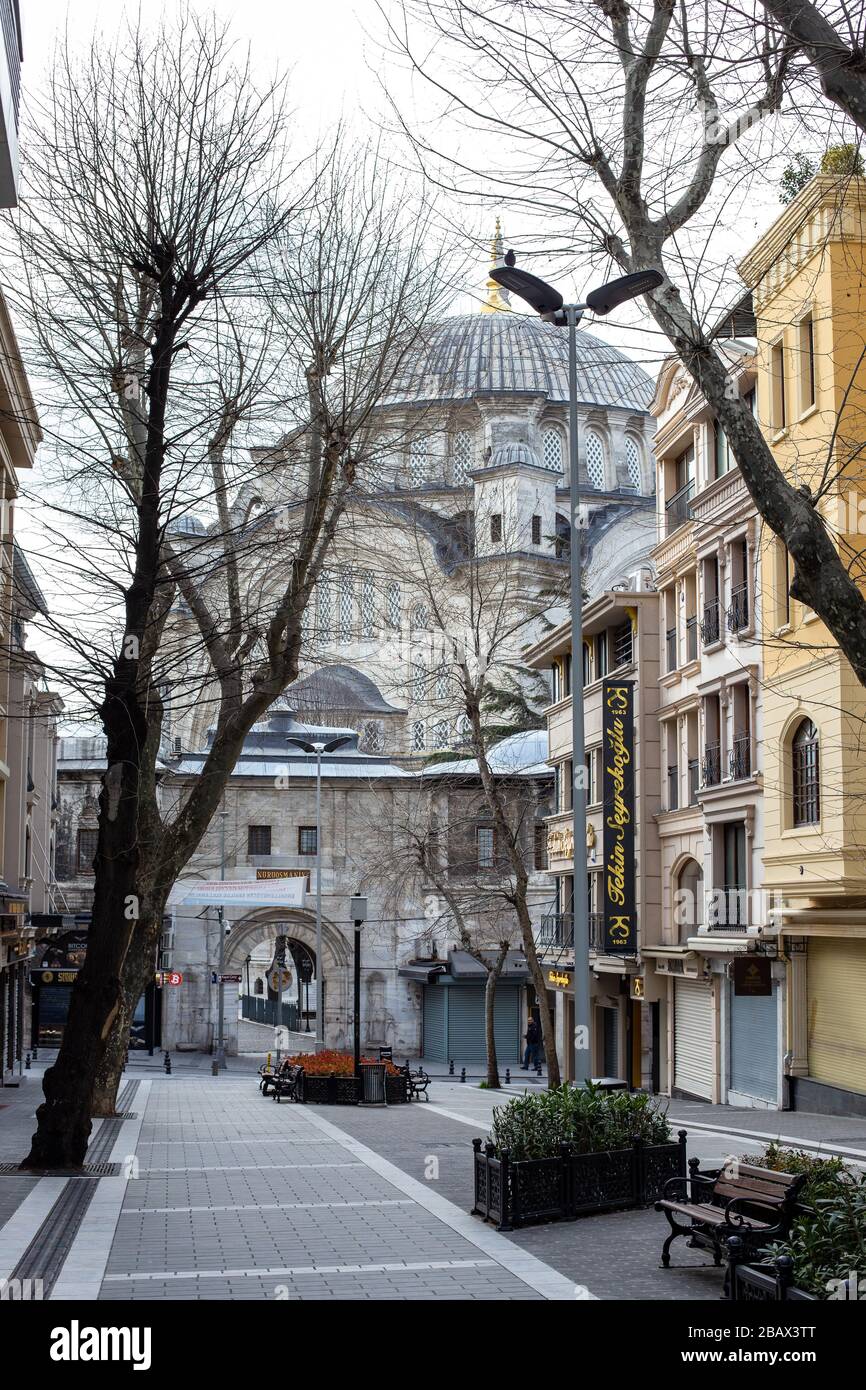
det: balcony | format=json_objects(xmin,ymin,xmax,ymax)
[
  {"xmin": 706, "ymin": 886, "xmax": 749, "ymax": 931},
  {"xmin": 665, "ymin": 480, "xmax": 694, "ymax": 535},
  {"xmin": 727, "ymin": 582, "xmax": 749, "ymax": 634},
  {"xmin": 665, "ymin": 627, "xmax": 677, "ymax": 673},
  {"xmin": 537, "ymin": 912, "xmax": 573, "ymax": 952},
  {"xmin": 729, "ymin": 731, "xmax": 751, "ymax": 781},
  {"xmin": 612, "ymin": 621, "xmax": 633, "ymax": 669},
  {"xmin": 700, "ymin": 599, "xmax": 720, "ymax": 647},
  {"xmin": 702, "ymin": 743, "xmax": 721, "ymax": 788}
]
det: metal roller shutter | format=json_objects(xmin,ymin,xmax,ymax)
[
  {"xmin": 674, "ymin": 978, "xmax": 714, "ymax": 1099},
  {"xmin": 445, "ymin": 983, "xmax": 521, "ymax": 1063},
  {"xmin": 729, "ymin": 985, "xmax": 778, "ymax": 1103},
  {"xmin": 422, "ymin": 985, "xmax": 446, "ymax": 1062},
  {"xmin": 808, "ymin": 938, "xmax": 866, "ymax": 1094}
]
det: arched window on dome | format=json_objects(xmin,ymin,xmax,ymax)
[
  {"xmin": 409, "ymin": 434, "xmax": 428, "ymax": 486},
  {"xmin": 413, "ymin": 661, "xmax": 426, "ymax": 703},
  {"xmin": 317, "ymin": 570, "xmax": 332, "ymax": 636},
  {"xmin": 411, "ymin": 720, "xmax": 426, "ymax": 752},
  {"xmin": 625, "ymin": 437, "xmax": 643, "ymax": 492},
  {"xmin": 433, "ymin": 719, "xmax": 449, "ymax": 750},
  {"xmin": 411, "ymin": 600, "xmax": 429, "ymax": 631},
  {"xmin": 585, "ymin": 430, "xmax": 605, "ymax": 489},
  {"xmin": 542, "ymin": 427, "xmax": 564, "ymax": 473},
  {"xmin": 386, "ymin": 581, "xmax": 401, "ymax": 630},
  {"xmin": 456, "ymin": 714, "xmax": 471, "ymax": 743},
  {"xmin": 453, "ymin": 430, "xmax": 474, "ymax": 485},
  {"xmin": 361, "ymin": 572, "xmax": 376, "ymax": 638}
]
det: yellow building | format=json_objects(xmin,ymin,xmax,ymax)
[{"xmin": 740, "ymin": 173, "xmax": 866, "ymax": 1114}]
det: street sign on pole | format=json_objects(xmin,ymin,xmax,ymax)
[{"xmin": 218, "ymin": 973, "xmax": 242, "ymax": 984}]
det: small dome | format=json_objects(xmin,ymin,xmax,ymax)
[
  {"xmin": 382, "ymin": 313, "xmax": 653, "ymax": 411},
  {"xmin": 487, "ymin": 442, "xmax": 544, "ymax": 470}
]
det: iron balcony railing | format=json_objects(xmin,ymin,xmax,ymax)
[
  {"xmin": 729, "ymin": 731, "xmax": 751, "ymax": 781},
  {"xmin": 665, "ymin": 479, "xmax": 694, "ymax": 535},
  {"xmin": 537, "ymin": 911, "xmax": 608, "ymax": 956},
  {"xmin": 707, "ymin": 887, "xmax": 749, "ymax": 931},
  {"xmin": 666, "ymin": 627, "xmax": 677, "ymax": 673},
  {"xmin": 701, "ymin": 598, "xmax": 721, "ymax": 647},
  {"xmin": 612, "ymin": 622, "xmax": 633, "ymax": 669},
  {"xmin": 702, "ymin": 743, "xmax": 721, "ymax": 787},
  {"xmin": 727, "ymin": 582, "xmax": 750, "ymax": 633}
]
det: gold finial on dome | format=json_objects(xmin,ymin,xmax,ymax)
[{"xmin": 480, "ymin": 217, "xmax": 511, "ymax": 314}]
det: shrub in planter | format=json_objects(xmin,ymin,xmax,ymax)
[
  {"xmin": 755, "ymin": 1152, "xmax": 866, "ymax": 1299},
  {"xmin": 288, "ymin": 1049, "xmax": 400, "ymax": 1077},
  {"xmin": 489, "ymin": 1083, "xmax": 671, "ymax": 1161}
]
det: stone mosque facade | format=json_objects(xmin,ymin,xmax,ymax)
[{"xmin": 55, "ymin": 232, "xmax": 660, "ymax": 1058}]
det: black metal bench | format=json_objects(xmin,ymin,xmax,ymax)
[
  {"xmin": 401, "ymin": 1063, "xmax": 430, "ymax": 1101},
  {"xmin": 656, "ymin": 1158, "xmax": 806, "ymax": 1269}
]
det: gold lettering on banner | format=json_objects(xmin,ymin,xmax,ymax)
[{"xmin": 604, "ymin": 683, "xmax": 634, "ymax": 948}]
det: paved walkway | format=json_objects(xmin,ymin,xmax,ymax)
[{"xmin": 4, "ymin": 1061, "xmax": 865, "ymax": 1302}]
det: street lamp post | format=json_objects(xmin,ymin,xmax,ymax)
[
  {"xmin": 213, "ymin": 808, "xmax": 230, "ymax": 1076},
  {"xmin": 490, "ymin": 259, "xmax": 662, "ymax": 1088},
  {"xmin": 349, "ymin": 895, "xmax": 367, "ymax": 1079},
  {"xmin": 286, "ymin": 734, "xmax": 353, "ymax": 1052}
]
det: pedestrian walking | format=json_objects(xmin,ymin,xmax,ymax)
[{"xmin": 522, "ymin": 1014, "xmax": 541, "ymax": 1070}]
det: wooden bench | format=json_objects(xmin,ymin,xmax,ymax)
[
  {"xmin": 656, "ymin": 1158, "xmax": 806, "ymax": 1270},
  {"xmin": 272, "ymin": 1063, "xmax": 303, "ymax": 1103}
]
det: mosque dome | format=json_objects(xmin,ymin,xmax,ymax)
[{"xmin": 381, "ymin": 310, "xmax": 653, "ymax": 413}]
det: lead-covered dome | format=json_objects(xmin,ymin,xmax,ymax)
[{"xmin": 382, "ymin": 312, "xmax": 653, "ymax": 412}]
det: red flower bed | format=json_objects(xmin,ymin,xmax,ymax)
[{"xmin": 288, "ymin": 1049, "xmax": 400, "ymax": 1077}]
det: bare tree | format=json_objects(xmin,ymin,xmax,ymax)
[
  {"xmin": 8, "ymin": 13, "xmax": 453, "ymax": 1166},
  {"xmin": 372, "ymin": 487, "xmax": 561, "ymax": 1081},
  {"xmin": 381, "ymin": 1, "xmax": 866, "ymax": 688},
  {"xmin": 371, "ymin": 765, "xmax": 528, "ymax": 1086}
]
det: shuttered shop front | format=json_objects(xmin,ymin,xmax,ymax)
[
  {"xmin": 674, "ymin": 978, "xmax": 714, "ymax": 1099},
  {"xmin": 729, "ymin": 985, "xmax": 778, "ymax": 1104},
  {"xmin": 421, "ymin": 982, "xmax": 521, "ymax": 1063},
  {"xmin": 808, "ymin": 938, "xmax": 866, "ymax": 1095}
]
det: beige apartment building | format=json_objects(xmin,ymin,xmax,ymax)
[
  {"xmin": 646, "ymin": 331, "xmax": 784, "ymax": 1108},
  {"xmin": 526, "ymin": 587, "xmax": 661, "ymax": 1088}
]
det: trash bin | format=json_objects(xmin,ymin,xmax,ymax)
[{"xmin": 360, "ymin": 1062, "xmax": 387, "ymax": 1104}]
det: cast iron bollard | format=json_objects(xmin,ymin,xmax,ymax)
[
  {"xmin": 504, "ymin": 1068, "xmax": 510, "ymax": 1084},
  {"xmin": 32, "ymin": 1044, "xmax": 37, "ymax": 1061},
  {"xmin": 163, "ymin": 1050, "xmax": 172, "ymax": 1075},
  {"xmin": 25, "ymin": 1052, "xmax": 31, "ymax": 1070},
  {"xmin": 448, "ymin": 1059, "xmax": 454, "ymax": 1075},
  {"xmin": 460, "ymin": 1067, "xmax": 466, "ymax": 1083}
]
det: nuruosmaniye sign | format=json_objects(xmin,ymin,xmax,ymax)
[{"xmin": 602, "ymin": 680, "xmax": 636, "ymax": 954}]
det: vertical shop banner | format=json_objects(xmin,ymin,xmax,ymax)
[{"xmin": 602, "ymin": 680, "xmax": 636, "ymax": 954}]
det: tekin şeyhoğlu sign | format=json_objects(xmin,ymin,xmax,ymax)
[{"xmin": 602, "ymin": 679, "xmax": 636, "ymax": 954}]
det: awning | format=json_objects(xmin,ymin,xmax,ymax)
[{"xmin": 398, "ymin": 963, "xmax": 448, "ymax": 983}]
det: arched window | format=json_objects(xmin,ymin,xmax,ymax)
[
  {"xmin": 254, "ymin": 978, "xmax": 264, "ymax": 995},
  {"xmin": 585, "ymin": 430, "xmax": 605, "ymax": 489},
  {"xmin": 317, "ymin": 570, "xmax": 332, "ymax": 635},
  {"xmin": 361, "ymin": 720, "xmax": 383, "ymax": 752},
  {"xmin": 433, "ymin": 719, "xmax": 449, "ymax": 749},
  {"xmin": 411, "ymin": 720, "xmax": 426, "ymax": 752},
  {"xmin": 792, "ymin": 718, "xmax": 820, "ymax": 825},
  {"xmin": 361, "ymin": 572, "xmax": 375, "ymax": 638},
  {"xmin": 409, "ymin": 434, "xmax": 428, "ymax": 486},
  {"xmin": 625, "ymin": 437, "xmax": 642, "ymax": 491},
  {"xmin": 435, "ymin": 662, "xmax": 451, "ymax": 700},
  {"xmin": 456, "ymin": 714, "xmax": 471, "ymax": 743},
  {"xmin": 338, "ymin": 570, "xmax": 353, "ymax": 643},
  {"xmin": 413, "ymin": 661, "xmax": 426, "ymax": 703},
  {"xmin": 386, "ymin": 581, "xmax": 401, "ymax": 630},
  {"xmin": 674, "ymin": 858, "xmax": 704, "ymax": 939},
  {"xmin": 542, "ymin": 427, "xmax": 563, "ymax": 473},
  {"xmin": 453, "ymin": 430, "xmax": 474, "ymax": 485},
  {"xmin": 411, "ymin": 601, "xmax": 429, "ymax": 631}
]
